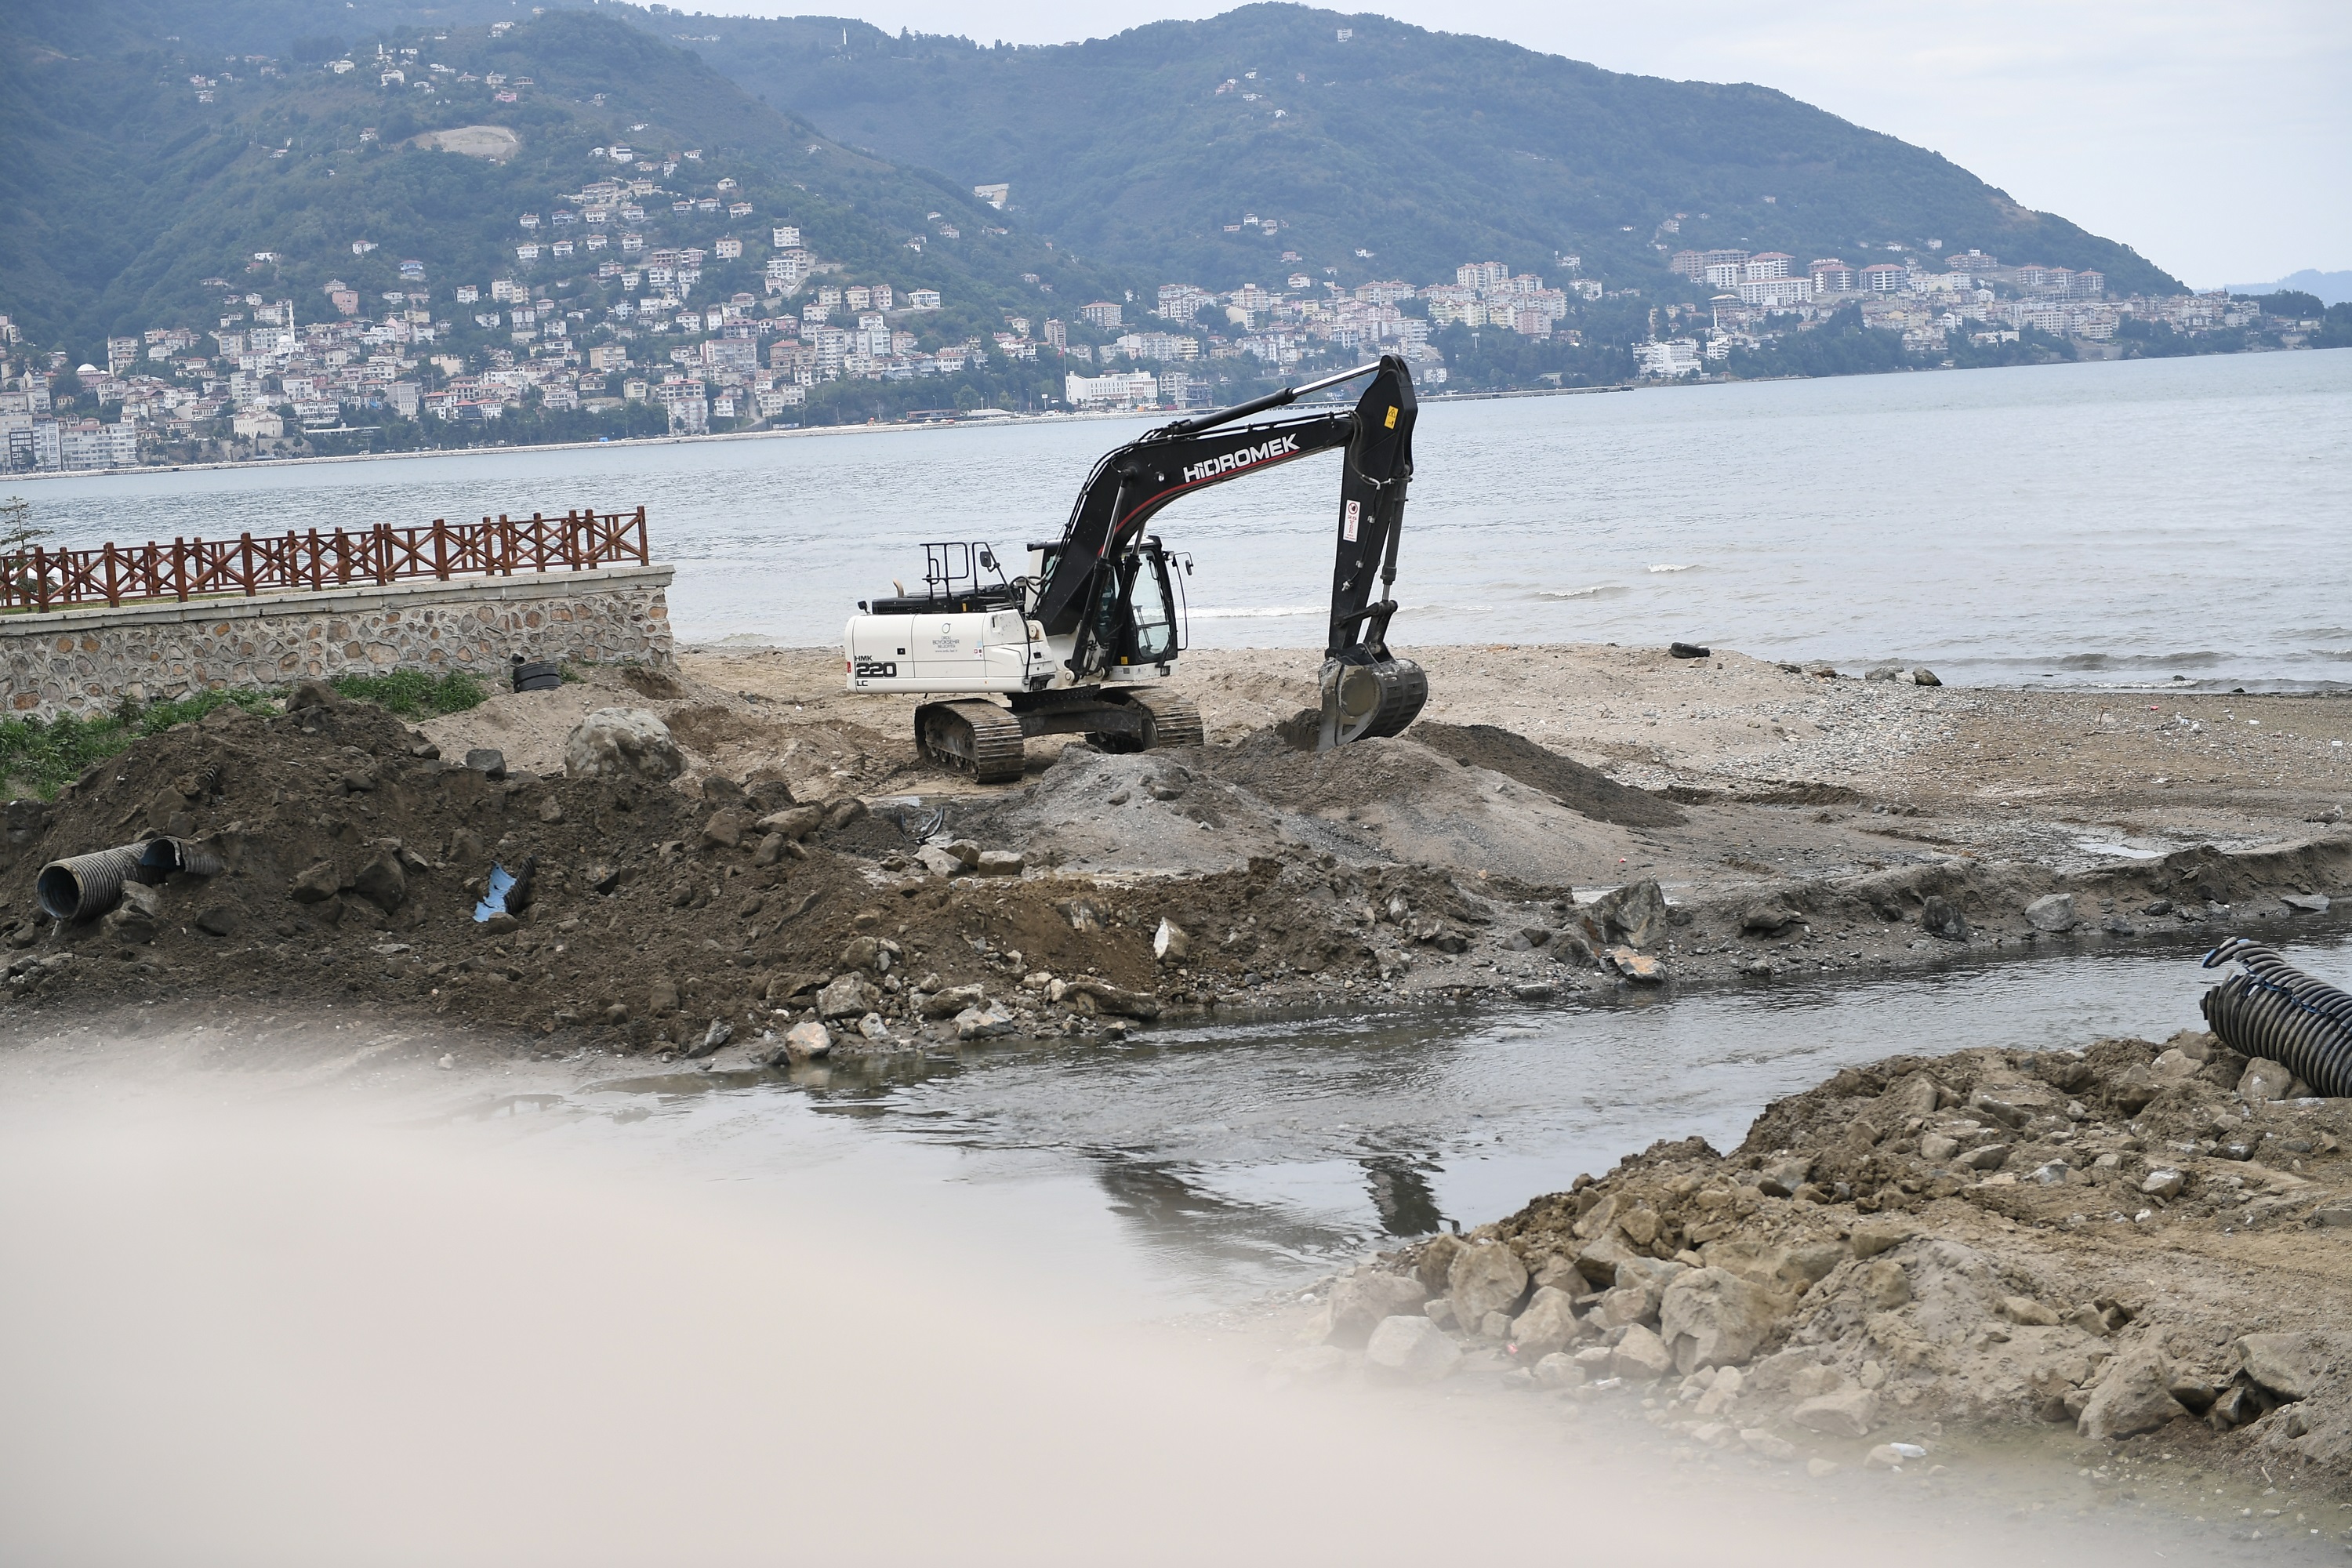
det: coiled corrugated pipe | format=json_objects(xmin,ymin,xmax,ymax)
[
  {"xmin": 2200, "ymin": 938, "xmax": 2352, "ymax": 1098},
  {"xmin": 35, "ymin": 844, "xmax": 147, "ymax": 923},
  {"xmin": 34, "ymin": 836, "xmax": 225, "ymax": 923}
]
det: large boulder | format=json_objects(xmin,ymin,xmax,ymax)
[
  {"xmin": 1791, "ymin": 1388, "xmax": 1878, "ymax": 1437},
  {"xmin": 1447, "ymin": 1243, "xmax": 1530, "ymax": 1326},
  {"xmin": 102, "ymin": 882, "xmax": 164, "ymax": 944},
  {"xmin": 2238, "ymin": 1058, "xmax": 2296, "ymax": 1103},
  {"xmin": 1508, "ymin": 1286, "xmax": 1582, "ymax": 1359},
  {"xmin": 563, "ymin": 708, "xmax": 684, "ymax": 782},
  {"xmin": 1414, "ymin": 1233, "xmax": 1470, "ymax": 1296},
  {"xmin": 1611, "ymin": 1324, "xmax": 1675, "ymax": 1381},
  {"xmin": 1574, "ymin": 1233, "xmax": 1644, "ymax": 1287},
  {"xmin": 916, "ymin": 984, "xmax": 985, "ymax": 1019},
  {"xmin": 817, "ymin": 973, "xmax": 880, "ymax": 1020},
  {"xmin": 351, "ymin": 851, "xmax": 407, "ymax": 913},
  {"xmin": 2024, "ymin": 893, "xmax": 2078, "ymax": 933},
  {"xmin": 1059, "ymin": 977, "xmax": 1161, "ymax": 1021},
  {"xmin": 759, "ymin": 804, "xmax": 827, "ymax": 842},
  {"xmin": 1659, "ymin": 1267, "xmax": 1785, "ymax": 1374},
  {"xmin": 2078, "ymin": 1348, "xmax": 2187, "ymax": 1439},
  {"xmin": 1594, "ymin": 879, "xmax": 1671, "ymax": 948},
  {"xmin": 1327, "ymin": 1269, "xmax": 1429, "ymax": 1347},
  {"xmin": 2236, "ymin": 1332, "xmax": 2330, "ymax": 1402},
  {"xmin": 781, "ymin": 1021, "xmax": 833, "ymax": 1062},
  {"xmin": 955, "ymin": 1004, "xmax": 1018, "ymax": 1040},
  {"xmin": 1364, "ymin": 1316, "xmax": 1462, "ymax": 1382}
]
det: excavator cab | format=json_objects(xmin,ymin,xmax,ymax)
[{"xmin": 1085, "ymin": 539, "xmax": 1184, "ymax": 676}]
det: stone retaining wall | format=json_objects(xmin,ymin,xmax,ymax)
[{"xmin": 2, "ymin": 564, "xmax": 673, "ymax": 719}]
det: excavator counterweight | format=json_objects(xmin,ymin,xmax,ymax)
[{"xmin": 844, "ymin": 355, "xmax": 1425, "ymax": 782}]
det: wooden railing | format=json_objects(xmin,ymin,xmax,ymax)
[{"xmin": 1, "ymin": 506, "xmax": 652, "ymax": 613}]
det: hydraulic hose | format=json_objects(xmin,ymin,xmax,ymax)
[{"xmin": 2199, "ymin": 937, "xmax": 2352, "ymax": 1098}]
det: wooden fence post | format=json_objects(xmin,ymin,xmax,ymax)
[
  {"xmin": 172, "ymin": 538, "xmax": 187, "ymax": 603},
  {"xmin": 102, "ymin": 543, "xmax": 120, "ymax": 608},
  {"xmin": 31, "ymin": 546, "xmax": 49, "ymax": 612},
  {"xmin": 432, "ymin": 519, "xmax": 448, "ymax": 579}
]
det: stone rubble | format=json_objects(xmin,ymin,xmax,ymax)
[{"xmin": 1276, "ymin": 1036, "xmax": 2352, "ymax": 1489}]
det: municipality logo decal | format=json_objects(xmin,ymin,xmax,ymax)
[{"xmin": 1181, "ymin": 434, "xmax": 1299, "ymax": 485}]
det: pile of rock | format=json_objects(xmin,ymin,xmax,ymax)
[
  {"xmin": 1279, "ymin": 1036, "xmax": 2352, "ymax": 1477},
  {"xmin": 739, "ymin": 931, "xmax": 1167, "ymax": 1063}
]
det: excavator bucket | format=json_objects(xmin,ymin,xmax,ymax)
[{"xmin": 1316, "ymin": 654, "xmax": 1428, "ymax": 750}]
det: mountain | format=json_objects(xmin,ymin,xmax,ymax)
[
  {"xmin": 615, "ymin": 2, "xmax": 2183, "ymax": 298},
  {"xmin": 0, "ymin": 1, "xmax": 1131, "ymax": 354},
  {"xmin": 2224, "ymin": 270, "xmax": 2352, "ymax": 307}
]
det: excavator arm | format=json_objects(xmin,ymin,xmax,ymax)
[{"xmin": 1029, "ymin": 354, "xmax": 1425, "ymax": 746}]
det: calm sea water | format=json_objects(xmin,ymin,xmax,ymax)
[{"xmin": 17, "ymin": 350, "xmax": 2350, "ymax": 688}]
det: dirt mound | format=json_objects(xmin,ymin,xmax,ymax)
[
  {"xmin": 946, "ymin": 745, "xmax": 1286, "ymax": 876},
  {"xmin": 1413, "ymin": 723, "xmax": 1685, "ymax": 829},
  {"xmin": 1202, "ymin": 731, "xmax": 1642, "ymax": 887},
  {"xmin": 1664, "ymin": 780, "xmax": 1867, "ymax": 808},
  {"xmin": 5, "ymin": 694, "xmax": 1578, "ymax": 1047},
  {"xmin": 1335, "ymin": 1037, "xmax": 2352, "ymax": 1483}
]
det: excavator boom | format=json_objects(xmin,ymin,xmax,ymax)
[{"xmin": 1032, "ymin": 356, "xmax": 1418, "ymax": 677}]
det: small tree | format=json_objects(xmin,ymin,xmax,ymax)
[{"xmin": 1, "ymin": 495, "xmax": 50, "ymax": 604}]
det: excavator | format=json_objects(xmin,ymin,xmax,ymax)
[{"xmin": 844, "ymin": 354, "xmax": 1427, "ymax": 784}]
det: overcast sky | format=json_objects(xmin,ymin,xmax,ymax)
[{"xmin": 675, "ymin": 0, "xmax": 2348, "ymax": 287}]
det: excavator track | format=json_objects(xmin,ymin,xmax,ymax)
[
  {"xmin": 915, "ymin": 700, "xmax": 1027, "ymax": 785},
  {"xmin": 1131, "ymin": 693, "xmax": 1205, "ymax": 750}
]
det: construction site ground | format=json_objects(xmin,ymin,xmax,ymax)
[{"xmin": 6, "ymin": 639, "xmax": 2352, "ymax": 1504}]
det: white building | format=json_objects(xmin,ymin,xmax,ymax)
[
  {"xmin": 1065, "ymin": 371, "xmax": 1160, "ymax": 409},
  {"xmin": 1156, "ymin": 283, "xmax": 1212, "ymax": 321},
  {"xmin": 1634, "ymin": 339, "xmax": 1701, "ymax": 378},
  {"xmin": 1734, "ymin": 277, "xmax": 1813, "ymax": 308}
]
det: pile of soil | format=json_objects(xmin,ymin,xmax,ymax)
[
  {"xmin": 0, "ymin": 693, "xmax": 1532, "ymax": 1049},
  {"xmin": 10, "ymin": 688, "xmax": 2352, "ymax": 1047},
  {"xmin": 1414, "ymin": 722, "xmax": 1686, "ymax": 829},
  {"xmin": 1290, "ymin": 1036, "xmax": 2352, "ymax": 1487}
]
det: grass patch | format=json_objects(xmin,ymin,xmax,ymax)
[
  {"xmin": 330, "ymin": 670, "xmax": 487, "ymax": 717},
  {"xmin": 0, "ymin": 688, "xmax": 276, "ymax": 800},
  {"xmin": 2, "ymin": 669, "xmax": 488, "ymax": 799}
]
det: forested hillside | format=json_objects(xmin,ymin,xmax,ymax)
[
  {"xmin": 0, "ymin": 1, "xmax": 1129, "ymax": 351},
  {"xmin": 619, "ymin": 2, "xmax": 2182, "ymax": 297}
]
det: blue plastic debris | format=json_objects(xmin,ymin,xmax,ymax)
[{"xmin": 474, "ymin": 862, "xmax": 519, "ymax": 923}]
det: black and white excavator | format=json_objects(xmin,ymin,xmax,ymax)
[{"xmin": 844, "ymin": 354, "xmax": 1428, "ymax": 785}]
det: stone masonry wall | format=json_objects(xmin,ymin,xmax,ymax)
[{"xmin": 2, "ymin": 564, "xmax": 674, "ymax": 720}]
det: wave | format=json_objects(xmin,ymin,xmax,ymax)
[
  {"xmin": 1186, "ymin": 604, "xmax": 1323, "ymax": 619},
  {"xmin": 1646, "ymin": 563, "xmax": 1697, "ymax": 574},
  {"xmin": 1962, "ymin": 650, "xmax": 2230, "ymax": 671},
  {"xmin": 1536, "ymin": 584, "xmax": 1628, "ymax": 601}
]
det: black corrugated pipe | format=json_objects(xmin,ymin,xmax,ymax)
[
  {"xmin": 2200, "ymin": 938, "xmax": 2352, "ymax": 1098},
  {"xmin": 35, "ymin": 836, "xmax": 226, "ymax": 923},
  {"xmin": 35, "ymin": 845, "xmax": 147, "ymax": 923}
]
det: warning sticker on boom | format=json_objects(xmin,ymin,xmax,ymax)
[{"xmin": 1343, "ymin": 499, "xmax": 1360, "ymax": 541}]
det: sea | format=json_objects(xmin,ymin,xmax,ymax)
[{"xmin": 17, "ymin": 349, "xmax": 2351, "ymax": 690}]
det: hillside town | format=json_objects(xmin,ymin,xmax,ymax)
[
  {"xmin": 0, "ymin": 203, "xmax": 2330, "ymax": 470},
  {"xmin": 1632, "ymin": 244, "xmax": 2330, "ymax": 376}
]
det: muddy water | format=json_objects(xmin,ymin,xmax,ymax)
[{"xmin": 534, "ymin": 927, "xmax": 2352, "ymax": 1309}]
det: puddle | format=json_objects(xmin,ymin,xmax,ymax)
[{"xmin": 524, "ymin": 926, "xmax": 2352, "ymax": 1306}]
